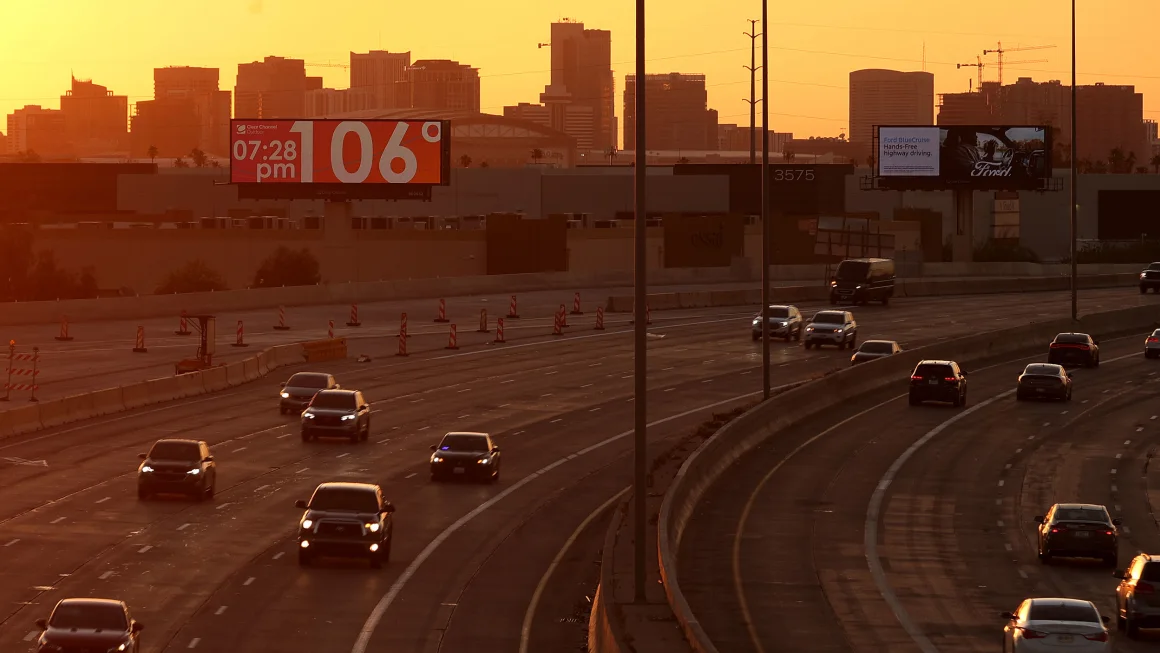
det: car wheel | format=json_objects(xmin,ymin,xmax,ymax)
[
  {"xmin": 795, "ymin": 328, "xmax": 802, "ymax": 341},
  {"xmin": 206, "ymin": 480, "xmax": 215, "ymax": 500},
  {"xmin": 279, "ymin": 406, "xmax": 287, "ymax": 415},
  {"xmin": 752, "ymin": 333, "xmax": 760, "ymax": 341},
  {"xmin": 1128, "ymin": 615, "xmax": 1141, "ymax": 639},
  {"xmin": 848, "ymin": 337, "xmax": 856, "ymax": 350},
  {"xmin": 1039, "ymin": 548, "xmax": 1053, "ymax": 564},
  {"xmin": 804, "ymin": 341, "xmax": 812, "ymax": 350},
  {"xmin": 908, "ymin": 394, "xmax": 919, "ymax": 406},
  {"xmin": 1093, "ymin": 354, "xmax": 1100, "ymax": 368},
  {"xmin": 1117, "ymin": 612, "xmax": 1127, "ymax": 631},
  {"xmin": 381, "ymin": 535, "xmax": 392, "ymax": 563},
  {"xmin": 137, "ymin": 487, "xmax": 149, "ymax": 500},
  {"xmin": 430, "ymin": 472, "xmax": 441, "ymax": 482},
  {"xmin": 1142, "ymin": 286, "xmax": 1148, "ymax": 294},
  {"xmin": 1065, "ymin": 388, "xmax": 1072, "ymax": 401},
  {"xmin": 301, "ymin": 431, "xmax": 310, "ymax": 442},
  {"xmin": 369, "ymin": 551, "xmax": 382, "ymax": 569},
  {"xmin": 349, "ymin": 431, "xmax": 359, "ymax": 444},
  {"xmin": 1105, "ymin": 553, "xmax": 1118, "ymax": 568},
  {"xmin": 1016, "ymin": 392, "xmax": 1025, "ymax": 401},
  {"xmin": 298, "ymin": 549, "xmax": 312, "ymax": 566},
  {"xmin": 960, "ymin": 389, "xmax": 967, "ymax": 406}
]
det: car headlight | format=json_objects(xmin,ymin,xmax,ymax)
[
  {"xmin": 280, "ymin": 392, "xmax": 290, "ymax": 398},
  {"xmin": 303, "ymin": 412, "xmax": 316, "ymax": 419},
  {"xmin": 752, "ymin": 318, "xmax": 760, "ymax": 324},
  {"xmin": 432, "ymin": 456, "xmax": 443, "ymax": 463},
  {"xmin": 365, "ymin": 522, "xmax": 380, "ymax": 532},
  {"xmin": 301, "ymin": 519, "xmax": 313, "ymax": 529},
  {"xmin": 187, "ymin": 468, "xmax": 200, "ymax": 475},
  {"xmin": 140, "ymin": 465, "xmax": 154, "ymax": 473},
  {"xmin": 477, "ymin": 457, "xmax": 489, "ymax": 464},
  {"xmin": 112, "ymin": 642, "xmax": 129, "ymax": 652},
  {"xmin": 806, "ymin": 326, "xmax": 814, "ymax": 331},
  {"xmin": 341, "ymin": 414, "xmax": 356, "ymax": 421},
  {"xmin": 830, "ymin": 281, "xmax": 837, "ymax": 287}
]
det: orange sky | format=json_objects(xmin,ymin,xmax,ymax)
[{"xmin": 1, "ymin": 0, "xmax": 1156, "ymax": 145}]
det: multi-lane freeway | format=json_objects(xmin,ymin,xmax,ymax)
[
  {"xmin": 0, "ymin": 286, "xmax": 1150, "ymax": 653},
  {"xmin": 683, "ymin": 300, "xmax": 1160, "ymax": 652}
]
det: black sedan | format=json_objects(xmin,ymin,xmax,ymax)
[
  {"xmin": 1036, "ymin": 503, "xmax": 1120, "ymax": 567},
  {"xmin": 1047, "ymin": 333, "xmax": 1100, "ymax": 368},
  {"xmin": 34, "ymin": 598, "xmax": 143, "ymax": 653},
  {"xmin": 1016, "ymin": 363, "xmax": 1072, "ymax": 401},
  {"xmin": 280, "ymin": 372, "xmax": 339, "ymax": 414},
  {"xmin": 430, "ymin": 432, "xmax": 501, "ymax": 483}
]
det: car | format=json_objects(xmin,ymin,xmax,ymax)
[
  {"xmin": 1145, "ymin": 329, "xmax": 1160, "ymax": 359},
  {"xmin": 33, "ymin": 598, "xmax": 144, "ymax": 653},
  {"xmin": 430, "ymin": 432, "xmax": 501, "ymax": 483},
  {"xmin": 803, "ymin": 310, "xmax": 858, "ymax": 350},
  {"xmin": 850, "ymin": 339, "xmax": 901, "ymax": 365},
  {"xmin": 1016, "ymin": 363, "xmax": 1073, "ymax": 402},
  {"xmin": 751, "ymin": 304, "xmax": 803, "ymax": 341},
  {"xmin": 137, "ymin": 439, "xmax": 216, "ymax": 501},
  {"xmin": 1035, "ymin": 503, "xmax": 1120, "ymax": 567},
  {"xmin": 1000, "ymin": 598, "xmax": 1110, "ymax": 651},
  {"xmin": 301, "ymin": 389, "xmax": 371, "ymax": 443},
  {"xmin": 295, "ymin": 482, "xmax": 395, "ymax": 568},
  {"xmin": 829, "ymin": 257, "xmax": 895, "ymax": 305},
  {"xmin": 1139, "ymin": 261, "xmax": 1160, "ymax": 293},
  {"xmin": 280, "ymin": 372, "xmax": 339, "ymax": 414},
  {"xmin": 1047, "ymin": 333, "xmax": 1100, "ymax": 368},
  {"xmin": 1114, "ymin": 553, "xmax": 1160, "ymax": 637},
  {"xmin": 908, "ymin": 360, "xmax": 968, "ymax": 406}
]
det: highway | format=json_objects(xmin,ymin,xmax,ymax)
[
  {"xmin": 0, "ymin": 287, "xmax": 1149, "ymax": 653},
  {"xmin": 683, "ymin": 317, "xmax": 1160, "ymax": 652}
]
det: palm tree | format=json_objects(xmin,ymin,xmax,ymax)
[
  {"xmin": 480, "ymin": 161, "xmax": 490, "ymax": 168},
  {"xmin": 530, "ymin": 148, "xmax": 544, "ymax": 164},
  {"xmin": 147, "ymin": 145, "xmax": 158, "ymax": 163},
  {"xmin": 459, "ymin": 154, "xmax": 472, "ymax": 168},
  {"xmin": 606, "ymin": 146, "xmax": 618, "ymax": 165},
  {"xmin": 1151, "ymin": 154, "xmax": 1160, "ymax": 174},
  {"xmin": 1126, "ymin": 151, "xmax": 1137, "ymax": 174},
  {"xmin": 1109, "ymin": 148, "xmax": 1126, "ymax": 173},
  {"xmin": 190, "ymin": 148, "xmax": 208, "ymax": 167},
  {"xmin": 174, "ymin": 157, "xmax": 189, "ymax": 168},
  {"xmin": 677, "ymin": 156, "xmax": 690, "ymax": 165}
]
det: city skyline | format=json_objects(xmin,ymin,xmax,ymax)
[{"xmin": 2, "ymin": 0, "xmax": 1158, "ymax": 145}]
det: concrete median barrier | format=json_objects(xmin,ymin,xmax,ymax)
[
  {"xmin": 89, "ymin": 387, "xmax": 126, "ymax": 417},
  {"xmin": 41, "ymin": 393, "xmax": 99, "ymax": 429},
  {"xmin": 144, "ymin": 376, "xmax": 183, "ymax": 404},
  {"xmin": 242, "ymin": 358, "xmax": 261, "ymax": 382},
  {"xmin": 174, "ymin": 370, "xmax": 206, "ymax": 398},
  {"xmin": 5, "ymin": 404, "xmax": 42, "ymax": 437},
  {"xmin": 618, "ymin": 301, "xmax": 1160, "ymax": 653},
  {"xmin": 200, "ymin": 366, "xmax": 229, "ymax": 392},
  {"xmin": 224, "ymin": 361, "xmax": 247, "ymax": 387}
]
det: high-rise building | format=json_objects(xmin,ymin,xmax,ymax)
[
  {"xmin": 1146, "ymin": 119, "xmax": 1159, "ymax": 157},
  {"xmin": 849, "ymin": 69, "xmax": 934, "ymax": 154},
  {"xmin": 234, "ymin": 56, "xmax": 322, "ymax": 119},
  {"xmin": 131, "ymin": 67, "xmax": 232, "ymax": 157},
  {"xmin": 398, "ymin": 59, "xmax": 480, "ymax": 112},
  {"xmin": 547, "ymin": 20, "xmax": 616, "ymax": 150},
  {"xmin": 504, "ymin": 103, "xmax": 552, "ymax": 128},
  {"xmin": 623, "ymin": 73, "xmax": 718, "ymax": 151},
  {"xmin": 59, "ymin": 77, "xmax": 128, "ymax": 155},
  {"xmin": 350, "ymin": 50, "xmax": 411, "ymax": 110},
  {"xmin": 6, "ymin": 105, "xmax": 69, "ymax": 157}
]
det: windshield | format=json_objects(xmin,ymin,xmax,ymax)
[
  {"xmin": 859, "ymin": 341, "xmax": 894, "ymax": 354},
  {"xmin": 762, "ymin": 307, "xmax": 790, "ymax": 318},
  {"xmin": 287, "ymin": 373, "xmax": 329, "ymax": 389},
  {"xmin": 835, "ymin": 260, "xmax": 870, "ymax": 281},
  {"xmin": 1027, "ymin": 603, "xmax": 1099, "ymax": 623},
  {"xmin": 148, "ymin": 441, "xmax": 199, "ymax": 461},
  {"xmin": 915, "ymin": 364, "xmax": 952, "ymax": 378},
  {"xmin": 439, "ymin": 434, "xmax": 489, "ymax": 452},
  {"xmin": 50, "ymin": 603, "xmax": 127, "ymax": 630},
  {"xmin": 812, "ymin": 312, "xmax": 845, "ymax": 324},
  {"xmin": 1023, "ymin": 364, "xmax": 1061, "ymax": 376},
  {"xmin": 1142, "ymin": 563, "xmax": 1160, "ymax": 582},
  {"xmin": 309, "ymin": 392, "xmax": 356, "ymax": 410},
  {"xmin": 309, "ymin": 488, "xmax": 379, "ymax": 512},
  {"xmin": 1053, "ymin": 507, "xmax": 1109, "ymax": 523},
  {"xmin": 1054, "ymin": 334, "xmax": 1090, "ymax": 344},
  {"xmin": 1148, "ymin": 263, "xmax": 1160, "ymax": 271}
]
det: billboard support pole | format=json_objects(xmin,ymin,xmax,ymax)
[
  {"xmin": 632, "ymin": 0, "xmax": 648, "ymax": 605},
  {"xmin": 760, "ymin": 0, "xmax": 771, "ymax": 401},
  {"xmin": 1069, "ymin": 0, "xmax": 1078, "ymax": 321}
]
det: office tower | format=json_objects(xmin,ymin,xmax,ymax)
[
  {"xmin": 623, "ymin": 73, "xmax": 718, "ymax": 151},
  {"xmin": 60, "ymin": 77, "xmax": 128, "ymax": 155},
  {"xmin": 849, "ymin": 69, "xmax": 935, "ymax": 152},
  {"xmin": 234, "ymin": 56, "xmax": 321, "ymax": 119},
  {"xmin": 131, "ymin": 67, "xmax": 232, "ymax": 157},
  {"xmin": 6, "ymin": 105, "xmax": 69, "ymax": 157},
  {"xmin": 399, "ymin": 59, "xmax": 480, "ymax": 112},
  {"xmin": 350, "ymin": 50, "xmax": 411, "ymax": 109},
  {"xmin": 547, "ymin": 20, "xmax": 615, "ymax": 149}
]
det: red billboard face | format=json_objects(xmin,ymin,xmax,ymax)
[{"xmin": 229, "ymin": 119, "xmax": 448, "ymax": 185}]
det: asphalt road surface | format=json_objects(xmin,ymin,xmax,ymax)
[
  {"xmin": 684, "ymin": 317, "xmax": 1160, "ymax": 652},
  {"xmin": 0, "ymin": 287, "xmax": 1151, "ymax": 653}
]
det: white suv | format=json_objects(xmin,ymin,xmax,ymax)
[{"xmin": 803, "ymin": 310, "xmax": 858, "ymax": 350}]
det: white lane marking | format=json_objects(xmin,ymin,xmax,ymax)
[
  {"xmin": 1018, "ymin": 569, "xmax": 1028, "ymax": 579},
  {"xmin": 273, "ymin": 552, "xmax": 284, "ymax": 560},
  {"xmin": 550, "ymin": 418, "xmax": 563, "ymax": 424},
  {"xmin": 741, "ymin": 370, "xmax": 752, "ymax": 375},
  {"xmin": 1016, "ymin": 448, "xmax": 1023, "ymax": 454},
  {"xmin": 1083, "ymin": 400, "xmax": 1090, "ymax": 403},
  {"xmin": 350, "ymin": 387, "xmax": 767, "ymax": 653},
  {"xmin": 1005, "ymin": 463, "xmax": 1012, "ymax": 469},
  {"xmin": 1116, "ymin": 505, "xmax": 1122, "ymax": 512},
  {"xmin": 457, "ymin": 414, "xmax": 471, "ymax": 419},
  {"xmin": 580, "ymin": 383, "xmax": 594, "ymax": 389},
  {"xmin": 215, "ymin": 606, "xmax": 227, "ymax": 616},
  {"xmin": 1027, "ymin": 436, "xmax": 1035, "ymax": 440},
  {"xmin": 1042, "ymin": 422, "xmax": 1051, "ymax": 427},
  {"xmin": 663, "ymin": 367, "xmax": 675, "ymax": 371},
  {"xmin": 1126, "ymin": 440, "xmax": 1133, "ymax": 446},
  {"xmin": 296, "ymin": 468, "xmax": 309, "ymax": 474},
  {"xmin": 255, "ymin": 485, "xmax": 270, "ymax": 492},
  {"xmin": 995, "ymin": 499, "xmax": 1002, "ymax": 506},
  {"xmin": 95, "ymin": 497, "xmax": 110, "ymax": 504},
  {"xmin": 1116, "ymin": 453, "xmax": 1123, "ymax": 459},
  {"xmin": 392, "ymin": 426, "xmax": 400, "ymax": 430},
  {"xmin": 99, "ymin": 571, "xmax": 113, "ymax": 580},
  {"xmin": 544, "ymin": 371, "xmax": 558, "ymax": 376},
  {"xmin": 418, "ymin": 426, "xmax": 430, "ymax": 431},
  {"xmin": 243, "ymin": 577, "xmax": 255, "ymax": 586},
  {"xmin": 1005, "ymin": 543, "xmax": 1013, "ymax": 551},
  {"xmin": 702, "ymin": 379, "xmax": 714, "ymax": 384},
  {"xmin": 405, "ymin": 473, "xmax": 417, "ymax": 479},
  {"xmin": 1153, "ymin": 415, "xmax": 1158, "ymax": 420},
  {"xmin": 4, "ymin": 539, "xmax": 19, "ymax": 547},
  {"xmin": 540, "ymin": 394, "xmax": 553, "ymax": 398},
  {"xmin": 188, "ymin": 638, "xmax": 200, "ymax": 648},
  {"xmin": 665, "ymin": 388, "xmax": 676, "ymax": 392},
  {"xmin": 233, "ymin": 446, "xmax": 248, "ymax": 453},
  {"xmin": 997, "ymin": 520, "xmax": 1004, "ymax": 527},
  {"xmin": 138, "ymin": 545, "xmax": 152, "ymax": 553},
  {"xmin": 517, "ymin": 487, "xmax": 630, "ymax": 653},
  {"xmin": 588, "ymin": 363, "xmax": 602, "ymax": 367},
  {"xmin": 589, "ymin": 407, "xmax": 602, "ymax": 412},
  {"xmin": 1113, "ymin": 485, "xmax": 1119, "ymax": 492},
  {"xmin": 50, "ymin": 517, "xmax": 66, "ymax": 524},
  {"xmin": 1124, "ymin": 526, "xmax": 1133, "ymax": 535},
  {"xmin": 277, "ymin": 433, "xmax": 291, "ymax": 439},
  {"xmin": 502, "ymin": 379, "xmax": 516, "ymax": 384},
  {"xmin": 621, "ymin": 375, "xmax": 632, "ymax": 379},
  {"xmin": 513, "ymin": 431, "xmax": 524, "ymax": 436},
  {"xmin": 1138, "ymin": 427, "xmax": 1145, "ymax": 432},
  {"xmin": 458, "ymin": 388, "xmax": 472, "ymax": 393},
  {"xmin": 1112, "ymin": 469, "xmax": 1118, "ymax": 475},
  {"xmin": 215, "ymin": 503, "xmax": 232, "ymax": 510},
  {"xmin": 498, "ymin": 404, "xmax": 510, "ymax": 409},
  {"xmin": 411, "ymin": 399, "xmax": 424, "ymax": 403},
  {"xmin": 1061, "ymin": 410, "xmax": 1069, "ymax": 415},
  {"xmin": 337, "ymin": 453, "xmax": 350, "ymax": 459},
  {"xmin": 177, "ymin": 523, "xmax": 191, "ymax": 531},
  {"xmin": 23, "ymin": 631, "xmax": 37, "ymax": 641},
  {"xmin": 377, "ymin": 439, "xmax": 390, "ymax": 444},
  {"xmin": 866, "ymin": 388, "xmax": 1013, "ymax": 653}
]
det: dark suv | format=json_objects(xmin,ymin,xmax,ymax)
[
  {"xmin": 295, "ymin": 482, "xmax": 395, "ymax": 568},
  {"xmin": 430, "ymin": 432, "xmax": 502, "ymax": 483},
  {"xmin": 34, "ymin": 598, "xmax": 143, "ymax": 653},
  {"xmin": 301, "ymin": 389, "xmax": 371, "ymax": 443},
  {"xmin": 1140, "ymin": 262, "xmax": 1160, "ymax": 293},
  {"xmin": 1047, "ymin": 332, "xmax": 1100, "ymax": 368},
  {"xmin": 1036, "ymin": 502, "xmax": 1120, "ymax": 567},
  {"xmin": 280, "ymin": 372, "xmax": 339, "ymax": 414},
  {"xmin": 908, "ymin": 360, "xmax": 968, "ymax": 407},
  {"xmin": 137, "ymin": 439, "xmax": 216, "ymax": 501},
  {"xmin": 1115, "ymin": 553, "xmax": 1160, "ymax": 637}
]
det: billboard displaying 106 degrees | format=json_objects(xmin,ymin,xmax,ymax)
[{"xmin": 876, "ymin": 125, "xmax": 1051, "ymax": 190}]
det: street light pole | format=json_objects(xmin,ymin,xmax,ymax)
[
  {"xmin": 744, "ymin": 19, "xmax": 761, "ymax": 165},
  {"xmin": 1069, "ymin": 0, "xmax": 1078, "ymax": 321},
  {"xmin": 632, "ymin": 0, "xmax": 649, "ymax": 604},
  {"xmin": 760, "ymin": 0, "xmax": 771, "ymax": 399}
]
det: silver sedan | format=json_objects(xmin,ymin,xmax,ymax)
[
  {"xmin": 1001, "ymin": 597, "xmax": 1110, "ymax": 651},
  {"xmin": 1146, "ymin": 329, "xmax": 1160, "ymax": 359}
]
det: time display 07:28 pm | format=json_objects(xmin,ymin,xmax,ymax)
[{"xmin": 229, "ymin": 119, "xmax": 448, "ymax": 185}]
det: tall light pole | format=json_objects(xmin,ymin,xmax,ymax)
[
  {"xmin": 1069, "ymin": 0, "xmax": 1078, "ymax": 321},
  {"xmin": 743, "ymin": 19, "xmax": 762, "ymax": 165},
  {"xmin": 760, "ymin": 0, "xmax": 771, "ymax": 399},
  {"xmin": 632, "ymin": 0, "xmax": 649, "ymax": 603}
]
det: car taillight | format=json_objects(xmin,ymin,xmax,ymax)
[
  {"xmin": 910, "ymin": 375, "xmax": 922, "ymax": 381},
  {"xmin": 1105, "ymin": 530, "xmax": 1114, "ymax": 535},
  {"xmin": 1149, "ymin": 337, "xmax": 1159, "ymax": 343},
  {"xmin": 1018, "ymin": 627, "xmax": 1048, "ymax": 639},
  {"xmin": 1050, "ymin": 526, "xmax": 1065, "ymax": 533},
  {"xmin": 1083, "ymin": 631, "xmax": 1108, "ymax": 642},
  {"xmin": 1137, "ymin": 582, "xmax": 1155, "ymax": 594},
  {"xmin": 943, "ymin": 377, "xmax": 956, "ymax": 382}
]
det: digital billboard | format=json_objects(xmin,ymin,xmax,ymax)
[
  {"xmin": 229, "ymin": 119, "xmax": 451, "ymax": 190},
  {"xmin": 876, "ymin": 125, "xmax": 1050, "ymax": 190}
]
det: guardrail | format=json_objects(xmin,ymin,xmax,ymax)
[
  {"xmin": 587, "ymin": 301, "xmax": 1160, "ymax": 653},
  {"xmin": 0, "ymin": 339, "xmax": 338, "ymax": 442}
]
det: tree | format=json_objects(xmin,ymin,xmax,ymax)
[
  {"xmin": 606, "ymin": 146, "xmax": 619, "ymax": 165},
  {"xmin": 866, "ymin": 154, "xmax": 875, "ymax": 169},
  {"xmin": 174, "ymin": 157, "xmax": 189, "ymax": 168},
  {"xmin": 459, "ymin": 154, "xmax": 472, "ymax": 168},
  {"xmin": 1152, "ymin": 154, "xmax": 1160, "ymax": 173},
  {"xmin": 1109, "ymin": 148, "xmax": 1126, "ymax": 174},
  {"xmin": 530, "ymin": 148, "xmax": 544, "ymax": 164},
  {"xmin": 1126, "ymin": 151, "xmax": 1138, "ymax": 174},
  {"xmin": 480, "ymin": 161, "xmax": 490, "ymax": 168},
  {"xmin": 0, "ymin": 225, "xmax": 34, "ymax": 301},
  {"xmin": 252, "ymin": 247, "xmax": 321, "ymax": 288},
  {"xmin": 210, "ymin": 159, "xmax": 221, "ymax": 168},
  {"xmin": 147, "ymin": 145, "xmax": 158, "ymax": 163},
  {"xmin": 16, "ymin": 150, "xmax": 41, "ymax": 163},
  {"xmin": 783, "ymin": 147, "xmax": 796, "ymax": 162},
  {"xmin": 1092, "ymin": 159, "xmax": 1109, "ymax": 174},
  {"xmin": 190, "ymin": 148, "xmax": 208, "ymax": 168},
  {"xmin": 155, "ymin": 260, "xmax": 228, "ymax": 294},
  {"xmin": 677, "ymin": 156, "xmax": 690, "ymax": 165}
]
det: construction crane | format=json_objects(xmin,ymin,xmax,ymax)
[
  {"xmin": 305, "ymin": 62, "xmax": 349, "ymax": 70},
  {"xmin": 982, "ymin": 42, "xmax": 1056, "ymax": 86},
  {"xmin": 957, "ymin": 56, "xmax": 985, "ymax": 87}
]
